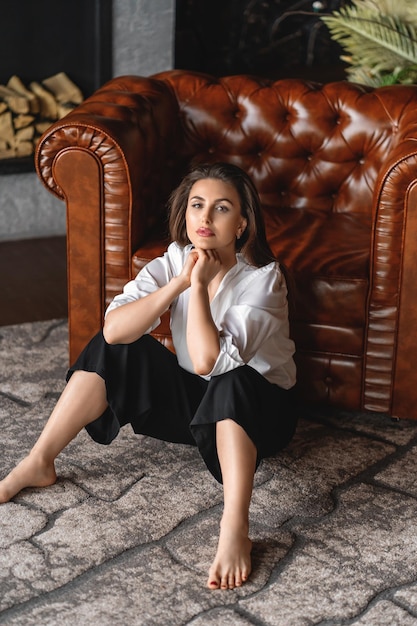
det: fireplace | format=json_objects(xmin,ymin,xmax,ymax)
[{"xmin": 0, "ymin": 0, "xmax": 112, "ymax": 174}]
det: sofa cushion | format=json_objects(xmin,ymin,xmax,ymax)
[{"xmin": 264, "ymin": 207, "xmax": 370, "ymax": 356}]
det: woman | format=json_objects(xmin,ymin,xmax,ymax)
[{"xmin": 0, "ymin": 162, "xmax": 297, "ymax": 590}]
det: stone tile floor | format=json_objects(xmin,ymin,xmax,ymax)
[{"xmin": 1, "ymin": 319, "xmax": 417, "ymax": 625}]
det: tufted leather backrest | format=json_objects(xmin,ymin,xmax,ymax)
[{"xmin": 156, "ymin": 72, "xmax": 414, "ymax": 222}]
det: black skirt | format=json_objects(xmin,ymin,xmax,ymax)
[{"xmin": 67, "ymin": 332, "xmax": 298, "ymax": 483}]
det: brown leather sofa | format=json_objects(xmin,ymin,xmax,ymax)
[{"xmin": 35, "ymin": 70, "xmax": 417, "ymax": 420}]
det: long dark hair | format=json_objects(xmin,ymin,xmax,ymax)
[{"xmin": 168, "ymin": 162, "xmax": 276, "ymax": 267}]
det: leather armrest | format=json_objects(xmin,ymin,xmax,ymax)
[
  {"xmin": 34, "ymin": 75, "xmax": 180, "ymax": 362},
  {"xmin": 36, "ymin": 75, "xmax": 180, "ymax": 244},
  {"xmin": 366, "ymin": 138, "xmax": 417, "ymax": 415}
]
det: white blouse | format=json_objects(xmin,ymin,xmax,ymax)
[{"xmin": 106, "ymin": 243, "xmax": 296, "ymax": 389}]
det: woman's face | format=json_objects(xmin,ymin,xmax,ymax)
[{"xmin": 185, "ymin": 178, "xmax": 247, "ymax": 253}]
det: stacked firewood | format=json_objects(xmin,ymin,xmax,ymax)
[{"xmin": 0, "ymin": 72, "xmax": 83, "ymax": 160}]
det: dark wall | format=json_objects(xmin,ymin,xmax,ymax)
[
  {"xmin": 175, "ymin": 0, "xmax": 348, "ymax": 81},
  {"xmin": 0, "ymin": 0, "xmax": 112, "ymax": 98}
]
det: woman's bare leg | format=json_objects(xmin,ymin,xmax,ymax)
[
  {"xmin": 0, "ymin": 371, "xmax": 108, "ymax": 503},
  {"xmin": 207, "ymin": 419, "xmax": 257, "ymax": 590}
]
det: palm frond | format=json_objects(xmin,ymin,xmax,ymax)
[
  {"xmin": 353, "ymin": 0, "xmax": 417, "ymax": 25},
  {"xmin": 320, "ymin": 2, "xmax": 417, "ymax": 85},
  {"xmin": 321, "ymin": 7, "xmax": 417, "ymax": 67}
]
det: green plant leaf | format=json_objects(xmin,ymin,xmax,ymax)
[{"xmin": 320, "ymin": 2, "xmax": 417, "ymax": 84}]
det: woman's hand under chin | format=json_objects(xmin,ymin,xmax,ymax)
[
  {"xmin": 190, "ymin": 247, "xmax": 223, "ymax": 288},
  {"xmin": 178, "ymin": 248, "xmax": 199, "ymax": 288}
]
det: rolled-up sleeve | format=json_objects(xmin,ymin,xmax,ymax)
[
  {"xmin": 104, "ymin": 248, "xmax": 177, "ymax": 332},
  {"xmin": 206, "ymin": 334, "xmax": 246, "ymax": 377}
]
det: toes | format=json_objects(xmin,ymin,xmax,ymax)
[
  {"xmin": 229, "ymin": 576, "xmax": 237, "ymax": 589},
  {"xmin": 207, "ymin": 563, "xmax": 250, "ymax": 590},
  {"xmin": 221, "ymin": 574, "xmax": 239, "ymax": 590},
  {"xmin": 207, "ymin": 569, "xmax": 221, "ymax": 589},
  {"xmin": 208, "ymin": 579, "xmax": 220, "ymax": 589},
  {"xmin": 220, "ymin": 575, "xmax": 229, "ymax": 590}
]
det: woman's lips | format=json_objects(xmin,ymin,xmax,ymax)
[{"xmin": 196, "ymin": 228, "xmax": 214, "ymax": 237}]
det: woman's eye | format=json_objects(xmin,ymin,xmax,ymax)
[
  {"xmin": 216, "ymin": 204, "xmax": 228, "ymax": 213},
  {"xmin": 191, "ymin": 202, "xmax": 202, "ymax": 209}
]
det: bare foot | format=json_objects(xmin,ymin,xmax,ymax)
[
  {"xmin": 0, "ymin": 454, "xmax": 57, "ymax": 503},
  {"xmin": 207, "ymin": 522, "xmax": 252, "ymax": 590}
]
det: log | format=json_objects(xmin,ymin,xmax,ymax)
[
  {"xmin": 42, "ymin": 71, "xmax": 83, "ymax": 104},
  {"xmin": 14, "ymin": 140, "xmax": 33, "ymax": 157},
  {"xmin": 29, "ymin": 81, "xmax": 59, "ymax": 120},
  {"xmin": 0, "ymin": 85, "xmax": 30, "ymax": 114},
  {"xmin": 7, "ymin": 75, "xmax": 40, "ymax": 114},
  {"xmin": 15, "ymin": 126, "xmax": 34, "ymax": 142},
  {"xmin": 0, "ymin": 146, "xmax": 15, "ymax": 159},
  {"xmin": 0, "ymin": 111, "xmax": 15, "ymax": 144},
  {"xmin": 14, "ymin": 114, "xmax": 35, "ymax": 129},
  {"xmin": 0, "ymin": 110, "xmax": 35, "ymax": 157},
  {"xmin": 57, "ymin": 103, "xmax": 77, "ymax": 119},
  {"xmin": 35, "ymin": 121, "xmax": 52, "ymax": 135}
]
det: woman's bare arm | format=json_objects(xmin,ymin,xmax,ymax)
[
  {"xmin": 103, "ymin": 252, "xmax": 198, "ymax": 344},
  {"xmin": 186, "ymin": 249, "xmax": 222, "ymax": 375}
]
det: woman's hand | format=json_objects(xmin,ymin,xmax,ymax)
[
  {"xmin": 177, "ymin": 248, "xmax": 199, "ymax": 288},
  {"xmin": 178, "ymin": 247, "xmax": 222, "ymax": 290},
  {"xmin": 190, "ymin": 248, "xmax": 222, "ymax": 288}
]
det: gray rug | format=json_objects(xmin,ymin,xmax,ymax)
[{"xmin": 1, "ymin": 319, "xmax": 417, "ymax": 625}]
